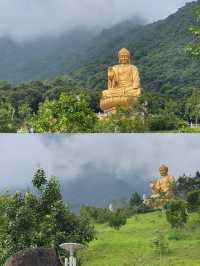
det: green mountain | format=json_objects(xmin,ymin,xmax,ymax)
[
  {"xmin": 0, "ymin": 1, "xmax": 200, "ymax": 115},
  {"xmin": 0, "ymin": 28, "xmax": 97, "ymax": 81},
  {"xmin": 65, "ymin": 0, "xmax": 200, "ymax": 94},
  {"xmin": 0, "ymin": 18, "xmax": 144, "ymax": 82},
  {"xmin": 61, "ymin": 173, "xmax": 149, "ymax": 212}
]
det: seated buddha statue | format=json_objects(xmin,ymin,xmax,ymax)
[
  {"xmin": 100, "ymin": 48, "xmax": 142, "ymax": 113},
  {"xmin": 150, "ymin": 165, "xmax": 175, "ymax": 208}
]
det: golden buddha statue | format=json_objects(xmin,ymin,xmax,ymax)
[
  {"xmin": 149, "ymin": 165, "xmax": 175, "ymax": 208},
  {"xmin": 100, "ymin": 48, "xmax": 142, "ymax": 113}
]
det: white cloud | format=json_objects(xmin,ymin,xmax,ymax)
[
  {"xmin": 0, "ymin": 134, "xmax": 200, "ymax": 190},
  {"xmin": 0, "ymin": 0, "xmax": 193, "ymax": 42}
]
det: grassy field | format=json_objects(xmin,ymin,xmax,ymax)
[{"xmin": 79, "ymin": 212, "xmax": 200, "ymax": 266}]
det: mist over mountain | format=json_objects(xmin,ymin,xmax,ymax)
[
  {"xmin": 0, "ymin": 16, "xmax": 146, "ymax": 81},
  {"xmin": 0, "ymin": 0, "xmax": 199, "ymax": 100},
  {"xmin": 0, "ymin": 28, "xmax": 97, "ymax": 81},
  {"xmin": 0, "ymin": 0, "xmax": 190, "ymax": 42},
  {"xmin": 1, "ymin": 135, "xmax": 200, "ymax": 210}
]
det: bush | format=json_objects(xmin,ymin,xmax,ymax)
[
  {"xmin": 169, "ymin": 228, "xmax": 187, "ymax": 241},
  {"xmin": 165, "ymin": 200, "xmax": 188, "ymax": 228},
  {"xmin": 129, "ymin": 192, "xmax": 143, "ymax": 207},
  {"xmin": 187, "ymin": 190, "xmax": 200, "ymax": 212},
  {"xmin": 80, "ymin": 205, "xmax": 112, "ymax": 224},
  {"xmin": 32, "ymin": 93, "xmax": 97, "ymax": 133},
  {"xmin": 148, "ymin": 113, "xmax": 179, "ymax": 131},
  {"xmin": 109, "ymin": 209, "xmax": 127, "ymax": 230}
]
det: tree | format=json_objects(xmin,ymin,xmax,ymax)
[
  {"xmin": 80, "ymin": 205, "xmax": 112, "ymax": 224},
  {"xmin": 32, "ymin": 93, "xmax": 97, "ymax": 133},
  {"xmin": 187, "ymin": 190, "xmax": 200, "ymax": 212},
  {"xmin": 165, "ymin": 200, "xmax": 188, "ymax": 228},
  {"xmin": 185, "ymin": 89, "xmax": 200, "ymax": 127},
  {"xmin": 0, "ymin": 169, "xmax": 94, "ymax": 264},
  {"xmin": 129, "ymin": 192, "xmax": 143, "ymax": 208},
  {"xmin": 0, "ymin": 100, "xmax": 17, "ymax": 132},
  {"xmin": 187, "ymin": 6, "xmax": 200, "ymax": 57},
  {"xmin": 109, "ymin": 209, "xmax": 127, "ymax": 230},
  {"xmin": 96, "ymin": 104, "xmax": 147, "ymax": 133},
  {"xmin": 17, "ymin": 103, "xmax": 32, "ymax": 132},
  {"xmin": 175, "ymin": 171, "xmax": 200, "ymax": 199},
  {"xmin": 148, "ymin": 100, "xmax": 180, "ymax": 131}
]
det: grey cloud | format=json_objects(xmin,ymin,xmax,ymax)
[
  {"xmin": 0, "ymin": 0, "xmax": 193, "ymax": 42},
  {"xmin": 0, "ymin": 134, "xmax": 200, "ymax": 190}
]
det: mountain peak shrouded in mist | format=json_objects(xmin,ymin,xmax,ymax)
[
  {"xmin": 0, "ymin": 0, "xmax": 198, "ymax": 82},
  {"xmin": 0, "ymin": 0, "xmax": 194, "ymax": 43}
]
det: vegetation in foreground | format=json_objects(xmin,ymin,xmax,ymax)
[
  {"xmin": 0, "ymin": 168, "xmax": 95, "ymax": 265},
  {"xmin": 78, "ymin": 172, "xmax": 200, "ymax": 266},
  {"xmin": 0, "ymin": 169, "xmax": 200, "ymax": 265},
  {"xmin": 79, "ymin": 211, "xmax": 200, "ymax": 266}
]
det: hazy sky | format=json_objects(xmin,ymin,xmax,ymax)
[
  {"xmin": 0, "ymin": 0, "xmax": 195, "ymax": 42},
  {"xmin": 0, "ymin": 134, "xmax": 200, "ymax": 190}
]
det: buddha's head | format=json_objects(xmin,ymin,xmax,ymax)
[
  {"xmin": 118, "ymin": 48, "xmax": 130, "ymax": 64},
  {"xmin": 159, "ymin": 164, "xmax": 168, "ymax": 177}
]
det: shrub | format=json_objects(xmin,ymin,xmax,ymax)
[
  {"xmin": 148, "ymin": 113, "xmax": 179, "ymax": 131},
  {"xmin": 109, "ymin": 209, "xmax": 127, "ymax": 230},
  {"xmin": 165, "ymin": 200, "xmax": 188, "ymax": 228},
  {"xmin": 187, "ymin": 190, "xmax": 200, "ymax": 212}
]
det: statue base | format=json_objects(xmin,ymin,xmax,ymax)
[
  {"xmin": 100, "ymin": 96, "xmax": 137, "ymax": 113},
  {"xmin": 145, "ymin": 197, "xmax": 173, "ymax": 209}
]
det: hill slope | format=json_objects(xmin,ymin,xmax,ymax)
[
  {"xmin": 66, "ymin": 0, "xmax": 200, "ymax": 94},
  {"xmin": 0, "ymin": 28, "xmax": 97, "ymax": 81},
  {"xmin": 61, "ymin": 173, "xmax": 149, "ymax": 212},
  {"xmin": 79, "ymin": 212, "xmax": 200, "ymax": 266},
  {"xmin": 0, "ymin": 19, "xmax": 144, "ymax": 82}
]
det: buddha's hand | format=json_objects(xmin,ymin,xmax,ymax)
[{"xmin": 108, "ymin": 67, "xmax": 115, "ymax": 79}]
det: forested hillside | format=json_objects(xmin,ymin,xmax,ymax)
[
  {"xmin": 0, "ymin": 1, "xmax": 199, "ymax": 107},
  {"xmin": 0, "ymin": 28, "xmax": 96, "ymax": 81},
  {"xmin": 65, "ymin": 0, "xmax": 200, "ymax": 95},
  {"xmin": 0, "ymin": 1, "xmax": 200, "ymax": 133},
  {"xmin": 0, "ymin": 18, "xmax": 144, "ymax": 82}
]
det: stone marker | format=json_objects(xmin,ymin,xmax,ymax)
[{"xmin": 4, "ymin": 248, "xmax": 62, "ymax": 266}]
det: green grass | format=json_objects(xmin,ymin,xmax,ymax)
[{"xmin": 79, "ymin": 212, "xmax": 200, "ymax": 266}]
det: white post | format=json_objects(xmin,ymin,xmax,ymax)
[
  {"xmin": 69, "ymin": 256, "xmax": 75, "ymax": 266},
  {"xmin": 65, "ymin": 258, "xmax": 68, "ymax": 266}
]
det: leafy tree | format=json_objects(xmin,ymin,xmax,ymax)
[
  {"xmin": 96, "ymin": 104, "xmax": 147, "ymax": 133},
  {"xmin": 32, "ymin": 168, "xmax": 47, "ymax": 190},
  {"xmin": 165, "ymin": 200, "xmax": 188, "ymax": 228},
  {"xmin": 32, "ymin": 93, "xmax": 97, "ymax": 133},
  {"xmin": 129, "ymin": 192, "xmax": 143, "ymax": 208},
  {"xmin": 109, "ymin": 209, "xmax": 127, "ymax": 230},
  {"xmin": 187, "ymin": 190, "xmax": 200, "ymax": 212},
  {"xmin": 175, "ymin": 171, "xmax": 200, "ymax": 199},
  {"xmin": 18, "ymin": 103, "xmax": 32, "ymax": 132},
  {"xmin": 187, "ymin": 6, "xmax": 200, "ymax": 57},
  {"xmin": 80, "ymin": 205, "xmax": 112, "ymax": 224},
  {"xmin": 148, "ymin": 100, "xmax": 180, "ymax": 131},
  {"xmin": 0, "ymin": 169, "xmax": 94, "ymax": 264},
  {"xmin": 185, "ymin": 89, "xmax": 200, "ymax": 126},
  {"xmin": 0, "ymin": 100, "xmax": 17, "ymax": 132}
]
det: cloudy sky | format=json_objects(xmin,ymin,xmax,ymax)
[
  {"xmin": 0, "ymin": 0, "xmax": 195, "ymax": 42},
  {"xmin": 0, "ymin": 134, "xmax": 200, "ymax": 190}
]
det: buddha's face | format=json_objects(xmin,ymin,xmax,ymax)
[
  {"xmin": 119, "ymin": 53, "xmax": 129, "ymax": 64},
  {"xmin": 159, "ymin": 165, "xmax": 168, "ymax": 177}
]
